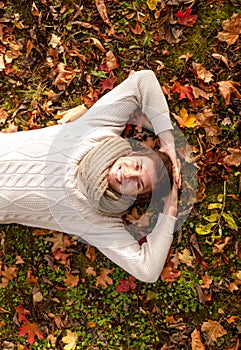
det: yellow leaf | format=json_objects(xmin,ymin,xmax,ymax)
[
  {"xmin": 208, "ymin": 203, "xmax": 223, "ymax": 210},
  {"xmin": 222, "ymin": 212, "xmax": 238, "ymax": 231},
  {"xmin": 146, "ymin": 290, "xmax": 159, "ymax": 301},
  {"xmin": 178, "ymin": 248, "xmax": 194, "ymax": 267},
  {"xmin": 147, "ymin": 0, "xmax": 158, "ymax": 10},
  {"xmin": 62, "ymin": 330, "xmax": 77, "ymax": 350},
  {"xmin": 203, "ymin": 214, "xmax": 220, "ymax": 223},
  {"xmin": 195, "ymin": 223, "xmax": 216, "ymax": 235},
  {"xmin": 172, "ymin": 107, "xmax": 197, "ymax": 128}
]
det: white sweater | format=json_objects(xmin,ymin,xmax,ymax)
[{"xmin": 0, "ymin": 70, "xmax": 176, "ymax": 283}]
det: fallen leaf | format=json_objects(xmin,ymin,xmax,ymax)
[
  {"xmin": 83, "ymin": 87, "xmax": 100, "ymax": 108},
  {"xmin": 85, "ymin": 245, "xmax": 96, "ymax": 262},
  {"xmin": 160, "ymin": 266, "xmax": 181, "ymax": 282},
  {"xmin": 62, "ymin": 330, "xmax": 77, "ymax": 350},
  {"xmin": 191, "ymin": 329, "xmax": 205, "ymax": 350},
  {"xmin": 45, "ymin": 233, "xmax": 73, "ymax": 253},
  {"xmin": 201, "ymin": 319, "xmax": 227, "ymax": 342},
  {"xmin": 217, "ymin": 13, "xmax": 241, "ymax": 47},
  {"xmin": 131, "ymin": 22, "xmax": 144, "ymax": 35},
  {"xmin": 96, "ymin": 268, "xmax": 114, "ymax": 288},
  {"xmin": 201, "ymin": 274, "xmax": 213, "ymax": 289},
  {"xmin": 190, "ymin": 86, "xmax": 213, "ymax": 100},
  {"xmin": 1, "ymin": 265, "xmax": 18, "ymax": 281},
  {"xmin": 175, "ymin": 8, "xmax": 198, "ymax": 27},
  {"xmin": 195, "ymin": 222, "xmax": 216, "ymax": 235},
  {"xmin": 147, "ymin": 0, "xmax": 158, "ymax": 10},
  {"xmin": 217, "ymin": 80, "xmax": 241, "ymax": 105},
  {"xmin": 222, "ymin": 212, "xmax": 238, "ymax": 231},
  {"xmin": 0, "ymin": 107, "xmax": 8, "ymax": 123},
  {"xmin": 95, "ymin": 0, "xmax": 114, "ymax": 34},
  {"xmin": 116, "ymin": 276, "xmax": 136, "ymax": 292},
  {"xmin": 63, "ymin": 272, "xmax": 79, "ymax": 288},
  {"xmin": 49, "ymin": 33, "xmax": 61, "ymax": 48},
  {"xmin": 173, "ymin": 82, "xmax": 193, "ymax": 101},
  {"xmin": 15, "ymin": 305, "xmax": 31, "ymax": 324},
  {"xmin": 100, "ymin": 50, "xmax": 119, "ymax": 72},
  {"xmin": 227, "ymin": 316, "xmax": 239, "ymax": 324},
  {"xmin": 192, "ymin": 63, "xmax": 213, "ymax": 83},
  {"xmin": 91, "ymin": 37, "xmax": 106, "ymax": 53},
  {"xmin": 54, "ymin": 250, "xmax": 72, "ymax": 265},
  {"xmin": 31, "ymin": 2, "xmax": 40, "ymax": 16},
  {"xmin": 0, "ymin": 53, "xmax": 5, "ymax": 71},
  {"xmin": 172, "ymin": 107, "xmax": 197, "ymax": 128},
  {"xmin": 53, "ymin": 63, "xmax": 76, "ymax": 90},
  {"xmin": 18, "ymin": 323, "xmax": 44, "ymax": 345},
  {"xmin": 212, "ymin": 53, "xmax": 229, "ymax": 68},
  {"xmin": 100, "ymin": 75, "xmax": 116, "ymax": 93},
  {"xmin": 178, "ymin": 248, "xmax": 194, "ymax": 267},
  {"xmin": 223, "ymin": 148, "xmax": 241, "ymax": 167},
  {"xmin": 86, "ymin": 266, "xmax": 97, "ymax": 276}
]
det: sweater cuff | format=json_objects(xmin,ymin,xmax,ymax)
[{"xmin": 156, "ymin": 212, "xmax": 177, "ymax": 231}]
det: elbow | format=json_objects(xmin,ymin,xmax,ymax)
[{"xmin": 134, "ymin": 269, "xmax": 161, "ymax": 284}]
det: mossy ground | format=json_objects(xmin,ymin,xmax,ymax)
[{"xmin": 0, "ymin": 0, "xmax": 240, "ymax": 349}]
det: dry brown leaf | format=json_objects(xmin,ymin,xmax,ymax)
[
  {"xmin": 0, "ymin": 107, "xmax": 8, "ymax": 123},
  {"xmin": 223, "ymin": 148, "xmax": 241, "ymax": 167},
  {"xmin": 95, "ymin": 268, "xmax": 114, "ymax": 288},
  {"xmin": 53, "ymin": 63, "xmax": 76, "ymax": 90},
  {"xmin": 86, "ymin": 266, "xmax": 96, "ymax": 276},
  {"xmin": 217, "ymin": 13, "xmax": 241, "ymax": 47},
  {"xmin": 212, "ymin": 236, "xmax": 232, "ymax": 253},
  {"xmin": 196, "ymin": 109, "xmax": 221, "ymax": 137},
  {"xmin": 178, "ymin": 248, "xmax": 194, "ymax": 267},
  {"xmin": 49, "ymin": 33, "xmax": 62, "ymax": 48},
  {"xmin": 85, "ymin": 245, "xmax": 96, "ymax": 262},
  {"xmin": 0, "ymin": 53, "xmax": 5, "ymax": 71},
  {"xmin": 91, "ymin": 37, "xmax": 106, "ymax": 53},
  {"xmin": 95, "ymin": 0, "xmax": 114, "ymax": 34},
  {"xmin": 31, "ymin": 1, "xmax": 40, "ymax": 16},
  {"xmin": 191, "ymin": 86, "xmax": 213, "ymax": 100},
  {"xmin": 63, "ymin": 272, "xmax": 79, "ymax": 288},
  {"xmin": 45, "ymin": 233, "xmax": 73, "ymax": 253},
  {"xmin": 1, "ymin": 265, "xmax": 18, "ymax": 281},
  {"xmin": 201, "ymin": 274, "xmax": 213, "ymax": 289},
  {"xmin": 212, "ymin": 53, "xmax": 229, "ymax": 68},
  {"xmin": 217, "ymin": 80, "xmax": 241, "ymax": 106},
  {"xmin": 201, "ymin": 320, "xmax": 227, "ymax": 342},
  {"xmin": 192, "ymin": 63, "xmax": 213, "ymax": 83},
  {"xmin": 191, "ymin": 329, "xmax": 205, "ymax": 350},
  {"xmin": 26, "ymin": 39, "xmax": 33, "ymax": 58}
]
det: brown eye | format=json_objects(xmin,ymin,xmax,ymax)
[{"xmin": 135, "ymin": 161, "xmax": 139, "ymax": 170}]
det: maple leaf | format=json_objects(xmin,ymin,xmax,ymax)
[
  {"xmin": 116, "ymin": 276, "xmax": 137, "ymax": 292},
  {"xmin": 15, "ymin": 305, "xmax": 31, "ymax": 324},
  {"xmin": 63, "ymin": 271, "xmax": 79, "ymax": 288},
  {"xmin": 100, "ymin": 75, "xmax": 116, "ymax": 93},
  {"xmin": 173, "ymin": 82, "xmax": 193, "ymax": 101},
  {"xmin": 95, "ymin": 268, "xmax": 114, "ymax": 288},
  {"xmin": 201, "ymin": 319, "xmax": 227, "ymax": 342},
  {"xmin": 131, "ymin": 22, "xmax": 144, "ymax": 35},
  {"xmin": 178, "ymin": 248, "xmax": 194, "ymax": 267},
  {"xmin": 172, "ymin": 107, "xmax": 197, "ymax": 128},
  {"xmin": 201, "ymin": 274, "xmax": 213, "ymax": 289},
  {"xmin": 175, "ymin": 8, "xmax": 198, "ymax": 27},
  {"xmin": 83, "ymin": 87, "xmax": 100, "ymax": 108},
  {"xmin": 18, "ymin": 322, "xmax": 44, "ymax": 345},
  {"xmin": 191, "ymin": 329, "xmax": 205, "ymax": 350},
  {"xmin": 217, "ymin": 80, "xmax": 241, "ymax": 105},
  {"xmin": 54, "ymin": 250, "xmax": 71, "ymax": 265},
  {"xmin": 217, "ymin": 13, "xmax": 241, "ymax": 47},
  {"xmin": 62, "ymin": 330, "xmax": 78, "ymax": 350},
  {"xmin": 45, "ymin": 233, "xmax": 73, "ymax": 253},
  {"xmin": 160, "ymin": 266, "xmax": 181, "ymax": 282},
  {"xmin": 223, "ymin": 148, "xmax": 241, "ymax": 167}
]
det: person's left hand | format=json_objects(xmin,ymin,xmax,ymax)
[{"xmin": 159, "ymin": 143, "xmax": 181, "ymax": 189}]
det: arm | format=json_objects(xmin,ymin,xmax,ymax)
[
  {"xmin": 98, "ymin": 214, "xmax": 176, "ymax": 283},
  {"xmin": 78, "ymin": 70, "xmax": 173, "ymax": 134}
]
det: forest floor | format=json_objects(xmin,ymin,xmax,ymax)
[{"xmin": 0, "ymin": 0, "xmax": 240, "ymax": 349}]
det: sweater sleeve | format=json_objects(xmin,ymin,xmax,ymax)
[
  {"xmin": 97, "ymin": 213, "xmax": 176, "ymax": 283},
  {"xmin": 78, "ymin": 70, "xmax": 173, "ymax": 135}
]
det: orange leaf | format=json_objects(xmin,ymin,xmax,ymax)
[
  {"xmin": 15, "ymin": 305, "xmax": 31, "ymax": 324},
  {"xmin": 1, "ymin": 265, "xmax": 18, "ymax": 281},
  {"xmin": 160, "ymin": 266, "xmax": 181, "ymax": 282},
  {"xmin": 191, "ymin": 329, "xmax": 205, "ymax": 350},
  {"xmin": 131, "ymin": 22, "xmax": 144, "ymax": 35},
  {"xmin": 18, "ymin": 322, "xmax": 44, "ymax": 345},
  {"xmin": 63, "ymin": 272, "xmax": 79, "ymax": 288},
  {"xmin": 201, "ymin": 320, "xmax": 227, "ymax": 342},
  {"xmin": 217, "ymin": 13, "xmax": 241, "ymax": 47},
  {"xmin": 201, "ymin": 274, "xmax": 213, "ymax": 289},
  {"xmin": 96, "ymin": 268, "xmax": 114, "ymax": 288},
  {"xmin": 172, "ymin": 107, "xmax": 197, "ymax": 128},
  {"xmin": 173, "ymin": 82, "xmax": 193, "ymax": 101},
  {"xmin": 85, "ymin": 246, "xmax": 96, "ymax": 262}
]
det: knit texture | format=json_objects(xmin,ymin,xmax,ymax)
[
  {"xmin": 0, "ymin": 70, "xmax": 176, "ymax": 282},
  {"xmin": 78, "ymin": 136, "xmax": 133, "ymax": 215}
]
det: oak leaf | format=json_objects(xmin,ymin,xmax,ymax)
[
  {"xmin": 173, "ymin": 82, "xmax": 193, "ymax": 101},
  {"xmin": 18, "ymin": 322, "xmax": 44, "ymax": 345},
  {"xmin": 217, "ymin": 80, "xmax": 241, "ymax": 106},
  {"xmin": 175, "ymin": 8, "xmax": 198, "ymax": 27},
  {"xmin": 62, "ymin": 330, "xmax": 77, "ymax": 350},
  {"xmin": 201, "ymin": 320, "xmax": 227, "ymax": 342},
  {"xmin": 223, "ymin": 148, "xmax": 241, "ymax": 167},
  {"xmin": 116, "ymin": 276, "xmax": 137, "ymax": 292},
  {"xmin": 217, "ymin": 13, "xmax": 241, "ymax": 47},
  {"xmin": 96, "ymin": 268, "xmax": 114, "ymax": 288},
  {"xmin": 191, "ymin": 329, "xmax": 205, "ymax": 350}
]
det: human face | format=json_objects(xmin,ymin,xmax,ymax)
[{"xmin": 108, "ymin": 155, "xmax": 158, "ymax": 196}]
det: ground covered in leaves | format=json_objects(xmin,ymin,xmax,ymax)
[{"xmin": 0, "ymin": 0, "xmax": 240, "ymax": 349}]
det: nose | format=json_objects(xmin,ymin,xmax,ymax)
[{"xmin": 124, "ymin": 168, "xmax": 139, "ymax": 180}]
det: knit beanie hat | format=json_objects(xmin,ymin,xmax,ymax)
[{"xmin": 77, "ymin": 137, "xmax": 135, "ymax": 215}]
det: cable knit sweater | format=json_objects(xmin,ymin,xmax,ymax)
[{"xmin": 0, "ymin": 70, "xmax": 176, "ymax": 283}]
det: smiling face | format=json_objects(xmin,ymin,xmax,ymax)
[{"xmin": 107, "ymin": 155, "xmax": 158, "ymax": 196}]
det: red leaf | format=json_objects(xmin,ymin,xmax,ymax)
[
  {"xmin": 160, "ymin": 266, "xmax": 181, "ymax": 282},
  {"xmin": 116, "ymin": 276, "xmax": 137, "ymax": 292},
  {"xmin": 173, "ymin": 81, "xmax": 193, "ymax": 101},
  {"xmin": 15, "ymin": 305, "xmax": 31, "ymax": 324},
  {"xmin": 18, "ymin": 322, "xmax": 44, "ymax": 345},
  {"xmin": 100, "ymin": 75, "xmax": 116, "ymax": 93},
  {"xmin": 131, "ymin": 22, "xmax": 144, "ymax": 35},
  {"xmin": 175, "ymin": 8, "xmax": 198, "ymax": 27}
]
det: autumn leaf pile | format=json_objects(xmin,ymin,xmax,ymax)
[{"xmin": 0, "ymin": 0, "xmax": 240, "ymax": 349}]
